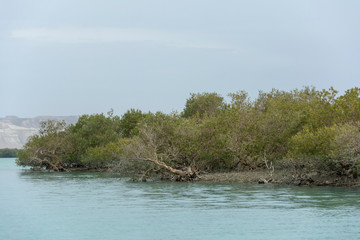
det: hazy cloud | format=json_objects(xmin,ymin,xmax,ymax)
[{"xmin": 10, "ymin": 27, "xmax": 230, "ymax": 50}]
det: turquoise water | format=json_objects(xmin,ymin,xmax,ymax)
[{"xmin": 1, "ymin": 158, "xmax": 360, "ymax": 240}]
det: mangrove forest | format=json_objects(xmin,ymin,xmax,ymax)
[{"xmin": 17, "ymin": 87, "xmax": 360, "ymax": 184}]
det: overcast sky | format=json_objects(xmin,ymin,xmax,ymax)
[{"xmin": 1, "ymin": 0, "xmax": 359, "ymax": 117}]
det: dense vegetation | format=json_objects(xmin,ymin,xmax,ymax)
[
  {"xmin": 0, "ymin": 148, "xmax": 19, "ymax": 158},
  {"xmin": 17, "ymin": 87, "xmax": 360, "ymax": 182}
]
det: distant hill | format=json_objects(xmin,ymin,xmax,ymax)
[{"xmin": 0, "ymin": 116, "xmax": 78, "ymax": 149}]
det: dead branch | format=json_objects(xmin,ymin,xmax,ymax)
[
  {"xmin": 264, "ymin": 154, "xmax": 274, "ymax": 178},
  {"xmin": 127, "ymin": 157, "xmax": 198, "ymax": 180},
  {"xmin": 259, "ymin": 153, "xmax": 274, "ymax": 184}
]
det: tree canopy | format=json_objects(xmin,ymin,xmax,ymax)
[{"xmin": 17, "ymin": 87, "xmax": 360, "ymax": 181}]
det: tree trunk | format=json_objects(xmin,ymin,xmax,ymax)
[
  {"xmin": 30, "ymin": 157, "xmax": 62, "ymax": 171},
  {"xmin": 136, "ymin": 158, "xmax": 198, "ymax": 181},
  {"xmin": 34, "ymin": 148, "xmax": 66, "ymax": 171}
]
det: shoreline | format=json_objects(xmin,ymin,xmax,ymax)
[
  {"xmin": 26, "ymin": 167, "xmax": 360, "ymax": 187},
  {"xmin": 196, "ymin": 170, "xmax": 360, "ymax": 187}
]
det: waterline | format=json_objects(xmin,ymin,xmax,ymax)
[{"xmin": 1, "ymin": 158, "xmax": 359, "ymax": 240}]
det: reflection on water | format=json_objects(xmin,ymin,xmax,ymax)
[
  {"xmin": 1, "ymin": 158, "xmax": 360, "ymax": 240},
  {"xmin": 18, "ymin": 170, "xmax": 360, "ymax": 210}
]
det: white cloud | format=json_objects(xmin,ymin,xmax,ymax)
[{"xmin": 10, "ymin": 27, "xmax": 231, "ymax": 50}]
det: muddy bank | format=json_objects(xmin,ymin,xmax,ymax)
[
  {"xmin": 196, "ymin": 169, "xmax": 360, "ymax": 187},
  {"xmin": 27, "ymin": 166, "xmax": 360, "ymax": 187}
]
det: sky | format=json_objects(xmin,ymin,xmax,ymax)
[{"xmin": 1, "ymin": 0, "xmax": 359, "ymax": 117}]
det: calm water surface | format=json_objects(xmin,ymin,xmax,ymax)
[{"xmin": 1, "ymin": 158, "xmax": 359, "ymax": 240}]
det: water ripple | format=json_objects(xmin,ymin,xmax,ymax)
[{"xmin": 0, "ymin": 164, "xmax": 359, "ymax": 240}]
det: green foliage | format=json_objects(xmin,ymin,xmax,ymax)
[
  {"xmin": 195, "ymin": 116, "xmax": 234, "ymax": 170},
  {"xmin": 254, "ymin": 89, "xmax": 312, "ymax": 159},
  {"xmin": 81, "ymin": 139, "xmax": 131, "ymax": 168},
  {"xmin": 17, "ymin": 113, "xmax": 123, "ymax": 170},
  {"xmin": 136, "ymin": 112, "xmax": 183, "ymax": 159},
  {"xmin": 289, "ymin": 122, "xmax": 360, "ymax": 174},
  {"xmin": 290, "ymin": 125, "xmax": 338, "ymax": 158},
  {"xmin": 67, "ymin": 113, "xmax": 121, "ymax": 161},
  {"xmin": 38, "ymin": 120, "xmax": 67, "ymax": 136},
  {"xmin": 16, "ymin": 120, "xmax": 70, "ymax": 169},
  {"xmin": 0, "ymin": 148, "xmax": 19, "ymax": 158},
  {"xmin": 17, "ymin": 87, "xmax": 360, "ymax": 177},
  {"xmin": 119, "ymin": 109, "xmax": 145, "ymax": 138},
  {"xmin": 332, "ymin": 122, "xmax": 360, "ymax": 157},
  {"xmin": 182, "ymin": 92, "xmax": 225, "ymax": 119},
  {"xmin": 334, "ymin": 87, "xmax": 360, "ymax": 122}
]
